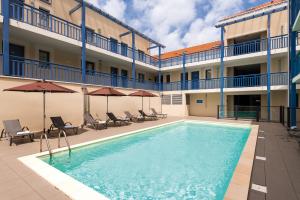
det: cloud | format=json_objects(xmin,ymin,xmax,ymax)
[
  {"xmin": 86, "ymin": 0, "xmax": 127, "ymax": 20},
  {"xmin": 87, "ymin": 0, "xmax": 252, "ymax": 52}
]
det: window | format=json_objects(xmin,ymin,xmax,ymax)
[
  {"xmin": 110, "ymin": 38, "xmax": 118, "ymax": 53},
  {"xmin": 166, "ymin": 74, "xmax": 171, "ymax": 83},
  {"xmin": 39, "ymin": 50, "xmax": 50, "ymax": 68},
  {"xmin": 138, "ymin": 73, "xmax": 145, "ymax": 83},
  {"xmin": 205, "ymin": 69, "xmax": 212, "ymax": 80},
  {"xmin": 138, "ymin": 50, "xmax": 145, "ymax": 61},
  {"xmin": 86, "ymin": 61, "xmax": 95, "ymax": 75},
  {"xmin": 121, "ymin": 43, "xmax": 128, "ymax": 56},
  {"xmin": 39, "ymin": 8, "xmax": 50, "ymax": 28},
  {"xmin": 86, "ymin": 27, "xmax": 95, "ymax": 44}
]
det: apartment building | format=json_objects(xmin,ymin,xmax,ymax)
[
  {"xmin": 160, "ymin": 0, "xmax": 297, "ymax": 121},
  {"xmin": 0, "ymin": 0, "xmax": 298, "ymax": 130}
]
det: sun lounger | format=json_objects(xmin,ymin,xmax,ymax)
[
  {"xmin": 2, "ymin": 119, "xmax": 34, "ymax": 146},
  {"xmin": 84, "ymin": 113, "xmax": 107, "ymax": 129},
  {"xmin": 124, "ymin": 111, "xmax": 144, "ymax": 122},
  {"xmin": 151, "ymin": 108, "xmax": 167, "ymax": 119},
  {"xmin": 106, "ymin": 112, "xmax": 130, "ymax": 126},
  {"xmin": 139, "ymin": 110, "xmax": 158, "ymax": 120},
  {"xmin": 49, "ymin": 116, "xmax": 78, "ymax": 134}
]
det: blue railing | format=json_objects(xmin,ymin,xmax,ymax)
[
  {"xmin": 7, "ymin": 1, "xmax": 299, "ymax": 69},
  {"xmin": 160, "ymin": 35, "xmax": 292, "ymax": 68},
  {"xmin": 9, "ymin": 1, "xmax": 158, "ymax": 67},
  {"xmin": 162, "ymin": 72, "xmax": 288, "ymax": 91},
  {"xmin": 5, "ymin": 55, "xmax": 158, "ymax": 90}
]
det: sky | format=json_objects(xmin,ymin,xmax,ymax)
[{"xmin": 86, "ymin": 0, "xmax": 269, "ymax": 53}]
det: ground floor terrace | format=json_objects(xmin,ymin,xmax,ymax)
[{"xmin": 0, "ymin": 117, "xmax": 299, "ymax": 200}]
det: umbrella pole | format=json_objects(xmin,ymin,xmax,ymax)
[
  {"xmin": 149, "ymin": 97, "xmax": 150, "ymax": 113},
  {"xmin": 142, "ymin": 96, "xmax": 143, "ymax": 113},
  {"xmin": 43, "ymin": 91, "xmax": 46, "ymax": 133},
  {"xmin": 107, "ymin": 96, "xmax": 109, "ymax": 114}
]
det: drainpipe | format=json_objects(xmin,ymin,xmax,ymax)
[
  {"xmin": 220, "ymin": 26, "xmax": 225, "ymax": 118},
  {"xmin": 267, "ymin": 14, "xmax": 271, "ymax": 121},
  {"xmin": 2, "ymin": 0, "xmax": 10, "ymax": 75}
]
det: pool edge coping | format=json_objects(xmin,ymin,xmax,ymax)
[{"xmin": 18, "ymin": 119, "xmax": 258, "ymax": 200}]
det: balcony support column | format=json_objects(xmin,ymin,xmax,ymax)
[
  {"xmin": 220, "ymin": 26, "xmax": 225, "ymax": 118},
  {"xmin": 2, "ymin": 0, "xmax": 10, "ymax": 75},
  {"xmin": 158, "ymin": 46, "xmax": 162, "ymax": 91},
  {"xmin": 267, "ymin": 14, "xmax": 271, "ymax": 121},
  {"xmin": 288, "ymin": 0, "xmax": 300, "ymax": 127},
  {"xmin": 81, "ymin": 1, "xmax": 86, "ymax": 83},
  {"xmin": 182, "ymin": 52, "xmax": 186, "ymax": 90},
  {"xmin": 132, "ymin": 32, "xmax": 136, "ymax": 88}
]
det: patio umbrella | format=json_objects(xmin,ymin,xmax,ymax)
[
  {"xmin": 129, "ymin": 90, "xmax": 157, "ymax": 112},
  {"xmin": 4, "ymin": 80, "xmax": 76, "ymax": 133},
  {"xmin": 87, "ymin": 87, "xmax": 126, "ymax": 115}
]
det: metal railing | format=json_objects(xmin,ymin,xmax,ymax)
[
  {"xmin": 5, "ymin": 55, "xmax": 158, "ymax": 91},
  {"xmin": 162, "ymin": 72, "xmax": 288, "ymax": 91},
  {"xmin": 8, "ymin": 1, "xmax": 299, "ymax": 70}
]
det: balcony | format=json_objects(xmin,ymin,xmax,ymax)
[
  {"xmin": 8, "ymin": 2, "xmax": 158, "ymax": 67},
  {"xmin": 162, "ymin": 72, "xmax": 288, "ymax": 91},
  {"xmin": 0, "ymin": 55, "xmax": 159, "ymax": 91},
  {"xmin": 161, "ymin": 34, "xmax": 292, "ymax": 68}
]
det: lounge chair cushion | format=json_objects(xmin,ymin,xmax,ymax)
[{"xmin": 16, "ymin": 131, "xmax": 31, "ymax": 136}]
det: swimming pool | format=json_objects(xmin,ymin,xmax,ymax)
[{"xmin": 39, "ymin": 121, "xmax": 251, "ymax": 200}]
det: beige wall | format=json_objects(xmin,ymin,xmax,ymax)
[
  {"xmin": 189, "ymin": 93, "xmax": 220, "ymax": 117},
  {"xmin": 0, "ymin": 77, "xmax": 161, "ymax": 131},
  {"xmin": 24, "ymin": 0, "xmax": 150, "ymax": 53},
  {"xmin": 224, "ymin": 10, "xmax": 287, "ymax": 45}
]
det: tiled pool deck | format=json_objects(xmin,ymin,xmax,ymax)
[{"xmin": 0, "ymin": 117, "xmax": 299, "ymax": 200}]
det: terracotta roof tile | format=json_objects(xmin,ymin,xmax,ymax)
[
  {"xmin": 159, "ymin": 41, "xmax": 221, "ymax": 60},
  {"xmin": 221, "ymin": 0, "xmax": 286, "ymax": 22}
]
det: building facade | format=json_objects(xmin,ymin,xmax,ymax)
[{"xmin": 0, "ymin": 0, "xmax": 298, "ymax": 130}]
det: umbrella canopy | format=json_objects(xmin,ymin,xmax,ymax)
[
  {"xmin": 87, "ymin": 87, "xmax": 126, "ymax": 115},
  {"xmin": 129, "ymin": 90, "xmax": 157, "ymax": 112},
  {"xmin": 4, "ymin": 81, "xmax": 76, "ymax": 133},
  {"xmin": 128, "ymin": 90, "xmax": 157, "ymax": 97},
  {"xmin": 87, "ymin": 87, "xmax": 126, "ymax": 96},
  {"xmin": 4, "ymin": 81, "xmax": 76, "ymax": 93}
]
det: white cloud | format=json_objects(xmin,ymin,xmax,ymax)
[
  {"xmin": 86, "ymin": 0, "xmax": 127, "ymax": 20},
  {"xmin": 87, "ymin": 0, "xmax": 247, "ymax": 52}
]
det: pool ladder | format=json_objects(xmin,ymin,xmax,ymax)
[{"xmin": 40, "ymin": 129, "xmax": 71, "ymax": 156}]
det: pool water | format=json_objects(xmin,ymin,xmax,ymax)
[{"xmin": 40, "ymin": 121, "xmax": 251, "ymax": 200}]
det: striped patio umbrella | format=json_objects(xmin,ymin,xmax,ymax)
[{"xmin": 4, "ymin": 80, "xmax": 77, "ymax": 133}]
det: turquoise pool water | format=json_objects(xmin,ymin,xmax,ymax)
[{"xmin": 40, "ymin": 121, "xmax": 251, "ymax": 200}]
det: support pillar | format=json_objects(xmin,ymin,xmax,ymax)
[
  {"xmin": 158, "ymin": 46, "xmax": 162, "ymax": 91},
  {"xmin": 2, "ymin": 0, "xmax": 10, "ymax": 75},
  {"xmin": 182, "ymin": 52, "xmax": 186, "ymax": 90},
  {"xmin": 288, "ymin": 0, "xmax": 300, "ymax": 127},
  {"xmin": 220, "ymin": 26, "xmax": 225, "ymax": 118},
  {"xmin": 267, "ymin": 14, "xmax": 271, "ymax": 121},
  {"xmin": 132, "ymin": 32, "xmax": 136, "ymax": 87},
  {"xmin": 81, "ymin": 1, "xmax": 86, "ymax": 83}
]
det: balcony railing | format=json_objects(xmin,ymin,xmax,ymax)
[
  {"xmin": 162, "ymin": 72, "xmax": 288, "ymax": 91},
  {"xmin": 160, "ymin": 34, "xmax": 292, "ymax": 68},
  {"xmin": 6, "ymin": 2, "xmax": 299, "ymax": 69},
  {"xmin": 1, "ymin": 55, "xmax": 158, "ymax": 91},
  {"xmin": 9, "ymin": 1, "xmax": 158, "ymax": 67}
]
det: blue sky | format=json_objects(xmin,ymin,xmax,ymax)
[{"xmin": 87, "ymin": 0, "xmax": 269, "ymax": 52}]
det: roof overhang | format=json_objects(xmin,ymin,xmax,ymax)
[
  {"xmin": 215, "ymin": 2, "xmax": 288, "ymax": 28},
  {"xmin": 292, "ymin": 11, "xmax": 300, "ymax": 32}
]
